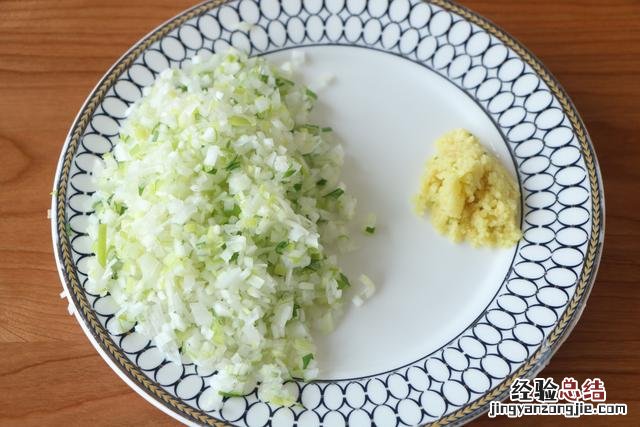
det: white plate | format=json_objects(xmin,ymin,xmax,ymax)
[{"xmin": 51, "ymin": 1, "xmax": 604, "ymax": 425}]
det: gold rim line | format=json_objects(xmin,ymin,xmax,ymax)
[{"xmin": 53, "ymin": 1, "xmax": 604, "ymax": 426}]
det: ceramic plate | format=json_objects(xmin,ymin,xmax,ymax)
[{"xmin": 51, "ymin": 0, "xmax": 604, "ymax": 425}]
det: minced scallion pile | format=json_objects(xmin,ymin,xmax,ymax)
[{"xmin": 86, "ymin": 50, "xmax": 359, "ymax": 408}]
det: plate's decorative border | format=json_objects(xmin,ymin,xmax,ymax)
[{"xmin": 51, "ymin": 0, "xmax": 604, "ymax": 426}]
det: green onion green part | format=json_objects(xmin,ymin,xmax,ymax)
[
  {"xmin": 225, "ymin": 156, "xmax": 241, "ymax": 171},
  {"xmin": 324, "ymin": 188, "xmax": 344, "ymax": 199},
  {"xmin": 275, "ymin": 241, "xmax": 288, "ymax": 255},
  {"xmin": 302, "ymin": 353, "xmax": 314, "ymax": 369},
  {"xmin": 305, "ymin": 88, "xmax": 318, "ymax": 100},
  {"xmin": 337, "ymin": 272, "xmax": 351, "ymax": 290},
  {"xmin": 219, "ymin": 391, "xmax": 244, "ymax": 398},
  {"xmin": 96, "ymin": 223, "xmax": 107, "ymax": 267}
]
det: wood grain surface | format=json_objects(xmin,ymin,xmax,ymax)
[{"xmin": 0, "ymin": 0, "xmax": 638, "ymax": 426}]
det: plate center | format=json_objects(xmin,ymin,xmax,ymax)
[{"xmin": 266, "ymin": 45, "xmax": 517, "ymax": 380}]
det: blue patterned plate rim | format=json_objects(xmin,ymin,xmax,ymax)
[{"xmin": 50, "ymin": 0, "xmax": 605, "ymax": 425}]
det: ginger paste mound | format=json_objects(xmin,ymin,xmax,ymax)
[{"xmin": 415, "ymin": 129, "xmax": 522, "ymax": 247}]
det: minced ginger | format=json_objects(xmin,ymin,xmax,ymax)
[{"xmin": 415, "ymin": 129, "xmax": 522, "ymax": 247}]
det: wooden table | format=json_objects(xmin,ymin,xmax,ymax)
[{"xmin": 0, "ymin": 1, "xmax": 637, "ymax": 425}]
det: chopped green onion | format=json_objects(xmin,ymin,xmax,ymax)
[
  {"xmin": 363, "ymin": 213, "xmax": 377, "ymax": 235},
  {"xmin": 86, "ymin": 51, "xmax": 363, "ymax": 408},
  {"xmin": 276, "ymin": 76, "xmax": 294, "ymax": 87},
  {"xmin": 295, "ymin": 124, "xmax": 321, "ymax": 135},
  {"xmin": 225, "ymin": 204, "xmax": 241, "ymax": 217},
  {"xmin": 225, "ymin": 156, "xmax": 241, "ymax": 171},
  {"xmin": 305, "ymin": 88, "xmax": 317, "ymax": 100},
  {"xmin": 96, "ymin": 223, "xmax": 107, "ymax": 267},
  {"xmin": 114, "ymin": 202, "xmax": 127, "ymax": 215},
  {"xmin": 324, "ymin": 188, "xmax": 344, "ymax": 199},
  {"xmin": 275, "ymin": 241, "xmax": 288, "ymax": 255},
  {"xmin": 337, "ymin": 273, "xmax": 350, "ymax": 290},
  {"xmin": 305, "ymin": 257, "xmax": 321, "ymax": 271},
  {"xmin": 219, "ymin": 391, "xmax": 244, "ymax": 398},
  {"xmin": 229, "ymin": 116, "xmax": 250, "ymax": 127},
  {"xmin": 302, "ymin": 353, "xmax": 314, "ymax": 369},
  {"xmin": 151, "ymin": 123, "xmax": 161, "ymax": 142}
]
